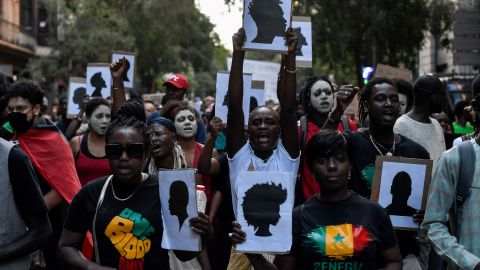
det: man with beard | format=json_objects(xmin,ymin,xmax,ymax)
[
  {"xmin": 5, "ymin": 80, "xmax": 82, "ymax": 269},
  {"xmin": 298, "ymin": 77, "xmax": 357, "ymax": 201},
  {"xmin": 324, "ymin": 78, "xmax": 430, "ymax": 269},
  {"xmin": 394, "ymin": 75, "xmax": 446, "ymax": 169}
]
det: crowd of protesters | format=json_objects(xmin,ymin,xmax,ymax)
[{"xmin": 0, "ymin": 26, "xmax": 479, "ymax": 270}]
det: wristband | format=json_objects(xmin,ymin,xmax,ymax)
[{"xmin": 285, "ymin": 67, "xmax": 297, "ymax": 74}]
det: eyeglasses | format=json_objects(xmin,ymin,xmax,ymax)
[
  {"xmin": 105, "ymin": 143, "xmax": 144, "ymax": 160},
  {"xmin": 148, "ymin": 130, "xmax": 171, "ymax": 139}
]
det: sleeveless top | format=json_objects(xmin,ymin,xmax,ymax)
[
  {"xmin": 75, "ymin": 134, "xmax": 111, "ymax": 186},
  {"xmin": 0, "ymin": 139, "xmax": 31, "ymax": 269}
]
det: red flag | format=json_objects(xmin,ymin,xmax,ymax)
[{"xmin": 19, "ymin": 124, "xmax": 81, "ymax": 203}]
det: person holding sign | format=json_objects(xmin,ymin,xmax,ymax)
[
  {"xmin": 58, "ymin": 99, "xmax": 213, "ymax": 270},
  {"xmin": 226, "ymin": 27, "xmax": 300, "ymax": 269},
  {"xmin": 323, "ymin": 78, "xmax": 431, "ymax": 268},
  {"xmin": 231, "ymin": 130, "xmax": 402, "ymax": 269}
]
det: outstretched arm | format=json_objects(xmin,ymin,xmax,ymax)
[
  {"xmin": 280, "ymin": 28, "xmax": 300, "ymax": 158},
  {"xmin": 197, "ymin": 117, "xmax": 223, "ymax": 176},
  {"xmin": 226, "ymin": 28, "xmax": 247, "ymax": 157},
  {"xmin": 110, "ymin": 58, "xmax": 127, "ymax": 114}
]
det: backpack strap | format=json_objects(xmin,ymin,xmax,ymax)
[
  {"xmin": 341, "ymin": 115, "xmax": 350, "ymax": 132},
  {"xmin": 456, "ymin": 141, "xmax": 475, "ymax": 205},
  {"xmin": 450, "ymin": 141, "xmax": 475, "ymax": 236},
  {"xmin": 299, "ymin": 116, "xmax": 307, "ymax": 151}
]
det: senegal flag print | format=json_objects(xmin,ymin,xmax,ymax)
[{"xmin": 305, "ymin": 224, "xmax": 372, "ymax": 259}]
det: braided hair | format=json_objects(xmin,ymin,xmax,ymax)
[
  {"xmin": 105, "ymin": 100, "xmax": 150, "ymax": 151},
  {"xmin": 300, "ymin": 76, "xmax": 334, "ymax": 117},
  {"xmin": 357, "ymin": 77, "xmax": 396, "ymax": 125}
]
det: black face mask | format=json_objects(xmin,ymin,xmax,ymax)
[{"xmin": 8, "ymin": 112, "xmax": 33, "ymax": 133}]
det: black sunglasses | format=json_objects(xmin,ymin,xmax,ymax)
[{"xmin": 105, "ymin": 143, "xmax": 144, "ymax": 160}]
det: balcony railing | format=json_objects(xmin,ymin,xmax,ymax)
[{"xmin": 0, "ymin": 17, "xmax": 37, "ymax": 52}]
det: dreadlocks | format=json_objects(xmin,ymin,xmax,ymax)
[{"xmin": 105, "ymin": 100, "xmax": 151, "ymax": 151}]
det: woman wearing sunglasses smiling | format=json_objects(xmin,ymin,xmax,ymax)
[{"xmin": 58, "ymin": 100, "xmax": 213, "ymax": 270}]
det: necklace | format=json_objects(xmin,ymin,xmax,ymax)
[
  {"xmin": 369, "ymin": 134, "xmax": 396, "ymax": 157},
  {"xmin": 111, "ymin": 173, "xmax": 147, "ymax": 201}
]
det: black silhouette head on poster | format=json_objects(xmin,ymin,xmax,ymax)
[
  {"xmin": 385, "ymin": 171, "xmax": 417, "ymax": 216},
  {"xmin": 72, "ymin": 87, "xmax": 86, "ymax": 110},
  {"xmin": 242, "ymin": 182, "xmax": 287, "ymax": 237},
  {"xmin": 91, "ymin": 72, "xmax": 106, "ymax": 97},
  {"xmin": 249, "ymin": 96, "xmax": 258, "ymax": 113},
  {"xmin": 248, "ymin": 0, "xmax": 287, "ymax": 44},
  {"xmin": 223, "ymin": 92, "xmax": 229, "ymax": 106},
  {"xmin": 293, "ymin": 27, "xmax": 308, "ymax": 56},
  {"xmin": 122, "ymin": 58, "xmax": 131, "ymax": 82},
  {"xmin": 169, "ymin": 180, "xmax": 189, "ymax": 231}
]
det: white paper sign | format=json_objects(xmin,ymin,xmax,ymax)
[
  {"xmin": 243, "ymin": 0, "xmax": 292, "ymax": 52},
  {"xmin": 249, "ymin": 81, "xmax": 266, "ymax": 113},
  {"xmin": 66, "ymin": 77, "xmax": 86, "ymax": 119},
  {"xmin": 227, "ymin": 58, "xmax": 281, "ymax": 102},
  {"xmin": 214, "ymin": 71, "xmax": 252, "ymax": 125},
  {"xmin": 112, "ymin": 52, "xmax": 136, "ymax": 88},
  {"xmin": 292, "ymin": 16, "xmax": 312, "ymax": 68},
  {"xmin": 86, "ymin": 63, "xmax": 111, "ymax": 98},
  {"xmin": 377, "ymin": 162, "xmax": 427, "ymax": 229},
  {"xmin": 234, "ymin": 171, "xmax": 294, "ymax": 254},
  {"xmin": 159, "ymin": 169, "xmax": 201, "ymax": 251}
]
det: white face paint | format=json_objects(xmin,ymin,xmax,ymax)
[
  {"xmin": 398, "ymin": 93, "xmax": 408, "ymax": 115},
  {"xmin": 174, "ymin": 109, "xmax": 197, "ymax": 138},
  {"xmin": 89, "ymin": 105, "xmax": 111, "ymax": 135},
  {"xmin": 310, "ymin": 80, "xmax": 334, "ymax": 113}
]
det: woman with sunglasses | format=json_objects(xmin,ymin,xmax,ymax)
[
  {"xmin": 231, "ymin": 131, "xmax": 402, "ymax": 270},
  {"xmin": 58, "ymin": 100, "xmax": 213, "ymax": 270}
]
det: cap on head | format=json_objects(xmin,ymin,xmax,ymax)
[{"xmin": 163, "ymin": 74, "xmax": 189, "ymax": 91}]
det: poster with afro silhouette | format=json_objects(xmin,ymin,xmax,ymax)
[
  {"xmin": 66, "ymin": 77, "xmax": 87, "ymax": 119},
  {"xmin": 292, "ymin": 16, "xmax": 312, "ymax": 68},
  {"xmin": 86, "ymin": 63, "xmax": 111, "ymax": 99},
  {"xmin": 235, "ymin": 171, "xmax": 294, "ymax": 253},
  {"xmin": 243, "ymin": 0, "xmax": 292, "ymax": 53},
  {"xmin": 214, "ymin": 71, "xmax": 253, "ymax": 125},
  {"xmin": 370, "ymin": 156, "xmax": 432, "ymax": 230},
  {"xmin": 112, "ymin": 51, "xmax": 136, "ymax": 88},
  {"xmin": 159, "ymin": 169, "xmax": 201, "ymax": 251}
]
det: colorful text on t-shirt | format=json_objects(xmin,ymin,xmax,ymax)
[
  {"xmin": 305, "ymin": 223, "xmax": 372, "ymax": 267},
  {"xmin": 104, "ymin": 208, "xmax": 156, "ymax": 270}
]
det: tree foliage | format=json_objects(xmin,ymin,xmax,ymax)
[
  {"xmin": 225, "ymin": 0, "xmax": 453, "ymax": 85},
  {"xmin": 27, "ymin": 0, "xmax": 220, "ymax": 96}
]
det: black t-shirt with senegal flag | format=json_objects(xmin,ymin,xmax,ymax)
[
  {"xmin": 65, "ymin": 175, "xmax": 169, "ymax": 270},
  {"xmin": 291, "ymin": 192, "xmax": 397, "ymax": 270}
]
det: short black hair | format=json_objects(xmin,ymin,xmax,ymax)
[
  {"xmin": 394, "ymin": 78, "xmax": 414, "ymax": 110},
  {"xmin": 305, "ymin": 130, "xmax": 353, "ymax": 171},
  {"xmin": 85, "ymin": 97, "xmax": 110, "ymax": 117},
  {"xmin": 454, "ymin": 100, "xmax": 470, "ymax": 118},
  {"xmin": 7, "ymin": 79, "xmax": 44, "ymax": 106},
  {"xmin": 358, "ymin": 77, "xmax": 396, "ymax": 125},
  {"xmin": 412, "ymin": 75, "xmax": 443, "ymax": 104}
]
